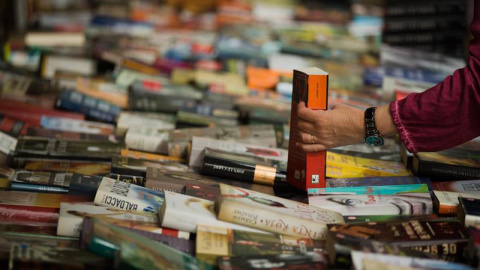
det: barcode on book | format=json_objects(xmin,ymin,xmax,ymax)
[
  {"xmin": 462, "ymin": 183, "xmax": 480, "ymax": 192},
  {"xmin": 111, "ymin": 180, "xmax": 130, "ymax": 196}
]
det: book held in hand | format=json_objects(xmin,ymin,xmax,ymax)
[{"xmin": 287, "ymin": 67, "xmax": 328, "ymax": 191}]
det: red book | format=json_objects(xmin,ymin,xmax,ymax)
[
  {"xmin": 0, "ymin": 98, "xmax": 84, "ymax": 126},
  {"xmin": 0, "ymin": 204, "xmax": 59, "ymax": 224},
  {"xmin": 287, "ymin": 67, "xmax": 328, "ymax": 191}
]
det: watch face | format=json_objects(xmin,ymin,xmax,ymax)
[{"xmin": 365, "ymin": 136, "xmax": 384, "ymax": 146}]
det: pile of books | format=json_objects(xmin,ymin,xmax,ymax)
[{"xmin": 0, "ymin": 0, "xmax": 479, "ymax": 269}]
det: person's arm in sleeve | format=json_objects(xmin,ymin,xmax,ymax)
[{"xmin": 390, "ymin": 4, "xmax": 480, "ymax": 153}]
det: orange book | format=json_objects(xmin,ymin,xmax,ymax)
[
  {"xmin": 246, "ymin": 66, "xmax": 292, "ymax": 90},
  {"xmin": 287, "ymin": 67, "xmax": 328, "ymax": 191},
  {"xmin": 121, "ymin": 149, "xmax": 186, "ymax": 163}
]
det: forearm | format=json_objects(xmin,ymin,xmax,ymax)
[{"xmin": 375, "ymin": 104, "xmax": 398, "ymax": 137}]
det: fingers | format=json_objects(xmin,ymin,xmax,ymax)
[
  {"xmin": 298, "ymin": 130, "xmax": 318, "ymax": 144},
  {"xmin": 297, "ymin": 119, "xmax": 316, "ymax": 134},
  {"xmin": 295, "ymin": 142, "xmax": 327, "ymax": 152},
  {"xmin": 297, "ymin": 102, "xmax": 321, "ymax": 122}
]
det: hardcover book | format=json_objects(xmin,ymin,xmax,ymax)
[
  {"xmin": 196, "ymin": 224, "xmax": 325, "ymax": 265},
  {"xmin": 308, "ymin": 184, "xmax": 433, "ymax": 216},
  {"xmin": 159, "ymin": 191, "xmax": 268, "ymax": 234},
  {"xmin": 94, "ymin": 177, "xmax": 164, "ymax": 213},
  {"xmin": 287, "ymin": 67, "xmax": 328, "ymax": 191},
  {"xmin": 216, "ymin": 184, "xmax": 344, "ymax": 239}
]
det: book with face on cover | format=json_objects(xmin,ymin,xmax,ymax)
[
  {"xmin": 308, "ymin": 184, "xmax": 433, "ymax": 216},
  {"xmin": 94, "ymin": 177, "xmax": 164, "ymax": 214},
  {"xmin": 159, "ymin": 191, "xmax": 269, "ymax": 234},
  {"xmin": 196, "ymin": 224, "xmax": 326, "ymax": 265},
  {"xmin": 216, "ymin": 184, "xmax": 344, "ymax": 240}
]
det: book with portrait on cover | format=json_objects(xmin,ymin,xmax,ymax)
[{"xmin": 287, "ymin": 67, "xmax": 328, "ymax": 191}]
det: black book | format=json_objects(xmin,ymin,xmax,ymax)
[
  {"xmin": 412, "ymin": 144, "xmax": 480, "ymax": 180},
  {"xmin": 14, "ymin": 137, "xmax": 124, "ymax": 161},
  {"xmin": 201, "ymin": 147, "xmax": 286, "ymax": 186},
  {"xmin": 111, "ymin": 155, "xmax": 188, "ymax": 178}
]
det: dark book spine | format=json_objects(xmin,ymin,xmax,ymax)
[
  {"xmin": 128, "ymin": 91, "xmax": 186, "ymax": 113},
  {"xmin": 56, "ymin": 90, "xmax": 120, "ymax": 123},
  {"xmin": 0, "ymin": 114, "xmax": 27, "ymax": 137},
  {"xmin": 110, "ymin": 166, "xmax": 146, "ymax": 178},
  {"xmin": 10, "ymin": 182, "xmax": 69, "ymax": 193},
  {"xmin": 385, "ymin": 2, "xmax": 466, "ymax": 17},
  {"xmin": 201, "ymin": 155, "xmax": 285, "ymax": 186},
  {"xmin": 109, "ymin": 173, "xmax": 145, "ymax": 186},
  {"xmin": 383, "ymin": 31, "xmax": 465, "ymax": 45},
  {"xmin": 407, "ymin": 241, "xmax": 469, "ymax": 262},
  {"xmin": 413, "ymin": 157, "xmax": 480, "ymax": 180},
  {"xmin": 384, "ymin": 16, "xmax": 466, "ymax": 32}
]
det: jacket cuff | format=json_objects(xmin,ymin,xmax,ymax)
[{"xmin": 390, "ymin": 100, "xmax": 418, "ymax": 153}]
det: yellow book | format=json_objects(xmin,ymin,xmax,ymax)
[
  {"xmin": 326, "ymin": 152, "xmax": 411, "ymax": 178},
  {"xmin": 121, "ymin": 149, "xmax": 185, "ymax": 163}
]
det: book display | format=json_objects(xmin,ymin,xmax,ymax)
[{"xmin": 0, "ymin": 0, "xmax": 477, "ymax": 269}]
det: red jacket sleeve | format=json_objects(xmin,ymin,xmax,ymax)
[{"xmin": 390, "ymin": 3, "xmax": 480, "ymax": 153}]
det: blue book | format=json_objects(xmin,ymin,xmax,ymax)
[
  {"xmin": 11, "ymin": 182, "xmax": 69, "ymax": 193},
  {"xmin": 309, "ymin": 184, "xmax": 429, "ymax": 196}
]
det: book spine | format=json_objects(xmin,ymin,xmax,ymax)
[
  {"xmin": 286, "ymin": 70, "xmax": 327, "ymax": 191},
  {"xmin": 413, "ymin": 158, "xmax": 480, "ymax": 180},
  {"xmin": 57, "ymin": 90, "xmax": 119, "ymax": 123},
  {"xmin": 145, "ymin": 181, "xmax": 184, "ymax": 193},
  {"xmin": 88, "ymin": 236, "xmax": 119, "ymax": 260},
  {"xmin": 122, "ymin": 227, "xmax": 194, "ymax": 255},
  {"xmin": 0, "ymin": 114, "xmax": 28, "ymax": 136},
  {"xmin": 10, "ymin": 182, "xmax": 69, "ymax": 193},
  {"xmin": 108, "ymin": 173, "xmax": 145, "ymax": 186},
  {"xmin": 385, "ymin": 2, "xmax": 466, "ymax": 17},
  {"xmin": 125, "ymin": 130, "xmax": 169, "ymax": 154},
  {"xmin": 216, "ymin": 198, "xmax": 327, "ymax": 240},
  {"xmin": 0, "ymin": 204, "xmax": 59, "ymax": 224},
  {"xmin": 201, "ymin": 157, "xmax": 282, "ymax": 186}
]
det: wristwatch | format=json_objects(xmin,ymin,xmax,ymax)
[{"xmin": 364, "ymin": 107, "xmax": 384, "ymax": 146}]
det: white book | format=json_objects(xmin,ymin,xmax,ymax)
[
  {"xmin": 0, "ymin": 131, "xmax": 17, "ymax": 155},
  {"xmin": 434, "ymin": 190, "xmax": 480, "ymax": 214},
  {"xmin": 159, "ymin": 191, "xmax": 269, "ymax": 234},
  {"xmin": 41, "ymin": 55, "xmax": 95, "ymax": 79},
  {"xmin": 117, "ymin": 113, "xmax": 174, "ymax": 134},
  {"xmin": 189, "ymin": 136, "xmax": 288, "ymax": 168},
  {"xmin": 125, "ymin": 126, "xmax": 170, "ymax": 154},
  {"xmin": 351, "ymin": 251, "xmax": 474, "ymax": 270},
  {"xmin": 25, "ymin": 32, "xmax": 86, "ymax": 47},
  {"xmin": 40, "ymin": 116, "xmax": 114, "ymax": 135},
  {"xmin": 57, "ymin": 202, "xmax": 159, "ymax": 237},
  {"xmin": 94, "ymin": 177, "xmax": 164, "ymax": 214}
]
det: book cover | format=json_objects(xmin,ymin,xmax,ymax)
[
  {"xmin": 0, "ymin": 113, "xmax": 27, "ymax": 136},
  {"xmin": 326, "ymin": 176, "xmax": 431, "ymax": 189},
  {"xmin": 326, "ymin": 152, "xmax": 412, "ymax": 178},
  {"xmin": 189, "ymin": 136, "xmax": 288, "ymax": 168},
  {"xmin": 26, "ymin": 127, "xmax": 119, "ymax": 142},
  {"xmin": 184, "ymin": 183, "xmax": 221, "ymax": 201},
  {"xmin": 216, "ymin": 184, "xmax": 344, "ymax": 239},
  {"xmin": 56, "ymin": 202, "xmax": 178, "ymax": 238},
  {"xmin": 120, "ymin": 149, "xmax": 185, "ymax": 163},
  {"xmin": 111, "ymin": 155, "xmax": 188, "ymax": 177},
  {"xmin": 94, "ymin": 177, "xmax": 164, "ymax": 213},
  {"xmin": 40, "ymin": 116, "xmax": 114, "ymax": 135},
  {"xmin": 19, "ymin": 159, "xmax": 111, "ymax": 175},
  {"xmin": 308, "ymin": 184, "xmax": 432, "ymax": 216},
  {"xmin": 287, "ymin": 67, "xmax": 328, "ymax": 191},
  {"xmin": 0, "ymin": 131, "xmax": 17, "ymax": 155},
  {"xmin": 159, "ymin": 191, "xmax": 269, "ymax": 234},
  {"xmin": 125, "ymin": 125, "xmax": 171, "ymax": 154},
  {"xmin": 108, "ymin": 173, "xmax": 145, "ymax": 186},
  {"xmin": 196, "ymin": 224, "xmax": 325, "ymax": 265},
  {"xmin": 75, "ymin": 77, "xmax": 128, "ymax": 108}
]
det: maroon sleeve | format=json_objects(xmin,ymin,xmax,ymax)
[{"xmin": 390, "ymin": 4, "xmax": 480, "ymax": 153}]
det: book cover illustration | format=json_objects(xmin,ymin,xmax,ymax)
[{"xmin": 308, "ymin": 184, "xmax": 432, "ymax": 216}]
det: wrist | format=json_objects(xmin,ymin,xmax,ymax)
[{"xmin": 375, "ymin": 104, "xmax": 397, "ymax": 137}]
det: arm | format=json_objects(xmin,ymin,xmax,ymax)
[{"xmin": 297, "ymin": 4, "xmax": 480, "ymax": 153}]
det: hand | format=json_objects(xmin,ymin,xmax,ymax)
[{"xmin": 295, "ymin": 102, "xmax": 365, "ymax": 152}]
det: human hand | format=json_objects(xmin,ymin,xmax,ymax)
[{"xmin": 295, "ymin": 102, "xmax": 365, "ymax": 152}]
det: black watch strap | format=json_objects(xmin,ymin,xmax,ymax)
[{"xmin": 365, "ymin": 107, "xmax": 380, "ymax": 137}]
